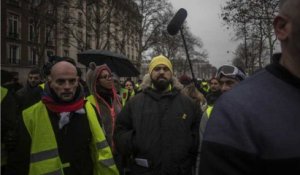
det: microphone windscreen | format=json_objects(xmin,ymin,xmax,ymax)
[{"xmin": 167, "ymin": 8, "xmax": 187, "ymax": 35}]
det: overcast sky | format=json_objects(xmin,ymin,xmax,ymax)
[{"xmin": 170, "ymin": 0, "xmax": 239, "ymax": 68}]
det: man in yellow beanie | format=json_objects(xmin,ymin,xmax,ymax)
[
  {"xmin": 148, "ymin": 55, "xmax": 174, "ymax": 91},
  {"xmin": 114, "ymin": 55, "xmax": 201, "ymax": 175}
]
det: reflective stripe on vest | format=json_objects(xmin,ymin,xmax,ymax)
[
  {"xmin": 206, "ymin": 105, "xmax": 214, "ymax": 118},
  {"xmin": 30, "ymin": 148, "xmax": 58, "ymax": 163},
  {"xmin": 23, "ymin": 101, "xmax": 119, "ymax": 175},
  {"xmin": 1, "ymin": 87, "xmax": 8, "ymax": 102}
]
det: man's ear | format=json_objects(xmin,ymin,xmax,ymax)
[{"xmin": 273, "ymin": 15, "xmax": 290, "ymax": 41}]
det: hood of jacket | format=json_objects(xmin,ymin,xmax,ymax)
[{"xmin": 86, "ymin": 62, "xmax": 117, "ymax": 97}]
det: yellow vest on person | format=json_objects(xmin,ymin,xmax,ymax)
[
  {"xmin": 120, "ymin": 88, "xmax": 135, "ymax": 107},
  {"xmin": 86, "ymin": 95, "xmax": 97, "ymax": 106},
  {"xmin": 206, "ymin": 105, "xmax": 214, "ymax": 118},
  {"xmin": 39, "ymin": 83, "xmax": 45, "ymax": 90},
  {"xmin": 1, "ymin": 86, "xmax": 8, "ymax": 102},
  {"xmin": 1, "ymin": 87, "xmax": 9, "ymax": 166},
  {"xmin": 22, "ymin": 101, "xmax": 119, "ymax": 175}
]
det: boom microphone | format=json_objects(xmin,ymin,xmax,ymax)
[{"xmin": 167, "ymin": 8, "xmax": 187, "ymax": 35}]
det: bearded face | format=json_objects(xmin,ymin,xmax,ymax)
[
  {"xmin": 150, "ymin": 65, "xmax": 172, "ymax": 91},
  {"xmin": 152, "ymin": 77, "xmax": 171, "ymax": 91}
]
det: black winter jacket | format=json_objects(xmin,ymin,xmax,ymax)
[
  {"xmin": 15, "ymin": 84, "xmax": 43, "ymax": 111},
  {"xmin": 114, "ymin": 82, "xmax": 201, "ymax": 175}
]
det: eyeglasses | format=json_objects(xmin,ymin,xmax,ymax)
[
  {"xmin": 99, "ymin": 74, "xmax": 112, "ymax": 80},
  {"xmin": 217, "ymin": 65, "xmax": 246, "ymax": 80}
]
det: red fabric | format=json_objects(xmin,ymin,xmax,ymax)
[
  {"xmin": 123, "ymin": 92, "xmax": 127, "ymax": 99},
  {"xmin": 42, "ymin": 96, "xmax": 84, "ymax": 113}
]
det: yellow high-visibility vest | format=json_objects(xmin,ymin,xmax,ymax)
[
  {"xmin": 22, "ymin": 101, "xmax": 119, "ymax": 175},
  {"xmin": 206, "ymin": 105, "xmax": 214, "ymax": 118},
  {"xmin": 39, "ymin": 83, "xmax": 45, "ymax": 90},
  {"xmin": 86, "ymin": 95, "xmax": 97, "ymax": 106},
  {"xmin": 1, "ymin": 86, "xmax": 8, "ymax": 102},
  {"xmin": 120, "ymin": 88, "xmax": 135, "ymax": 107},
  {"xmin": 1, "ymin": 87, "xmax": 9, "ymax": 166}
]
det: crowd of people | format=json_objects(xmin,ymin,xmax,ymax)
[{"xmin": 1, "ymin": 0, "xmax": 300, "ymax": 174}]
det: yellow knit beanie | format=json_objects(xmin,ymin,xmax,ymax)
[{"xmin": 148, "ymin": 55, "xmax": 173, "ymax": 74}]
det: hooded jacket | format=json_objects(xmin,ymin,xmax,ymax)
[
  {"xmin": 114, "ymin": 74, "xmax": 201, "ymax": 175},
  {"xmin": 86, "ymin": 63, "xmax": 122, "ymax": 150}
]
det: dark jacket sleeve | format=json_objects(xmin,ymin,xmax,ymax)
[
  {"xmin": 1, "ymin": 91, "xmax": 19, "ymax": 138},
  {"xmin": 1, "ymin": 91, "xmax": 21, "ymax": 172},
  {"xmin": 199, "ymin": 141, "xmax": 261, "ymax": 175},
  {"xmin": 7, "ymin": 113, "xmax": 31, "ymax": 175},
  {"xmin": 190, "ymin": 99, "xmax": 202, "ymax": 161},
  {"xmin": 113, "ymin": 98, "xmax": 136, "ymax": 157}
]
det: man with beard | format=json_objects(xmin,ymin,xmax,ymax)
[
  {"xmin": 198, "ymin": 0, "xmax": 300, "ymax": 174},
  {"xmin": 114, "ymin": 55, "xmax": 201, "ymax": 175},
  {"xmin": 12, "ymin": 61, "xmax": 119, "ymax": 175},
  {"xmin": 16, "ymin": 67, "xmax": 43, "ymax": 111}
]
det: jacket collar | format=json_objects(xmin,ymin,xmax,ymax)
[{"xmin": 266, "ymin": 53, "xmax": 300, "ymax": 89}]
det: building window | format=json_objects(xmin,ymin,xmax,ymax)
[
  {"xmin": 76, "ymin": 0, "xmax": 83, "ymax": 8},
  {"xmin": 47, "ymin": 4, "xmax": 54, "ymax": 14},
  {"xmin": 86, "ymin": 34, "xmax": 92, "ymax": 49},
  {"xmin": 29, "ymin": 47, "xmax": 38, "ymax": 65},
  {"xmin": 63, "ymin": 50, "xmax": 69, "ymax": 57},
  {"xmin": 8, "ymin": 44, "xmax": 20, "ymax": 64},
  {"xmin": 7, "ymin": 0, "xmax": 20, "ymax": 6},
  {"xmin": 77, "ymin": 31, "xmax": 83, "ymax": 51},
  {"xmin": 47, "ymin": 50, "xmax": 54, "ymax": 57},
  {"xmin": 7, "ymin": 13, "xmax": 20, "ymax": 39},
  {"xmin": 63, "ymin": 32, "xmax": 69, "ymax": 46},
  {"xmin": 78, "ymin": 12, "xmax": 83, "ymax": 28},
  {"xmin": 46, "ymin": 26, "xmax": 54, "ymax": 46},
  {"xmin": 63, "ymin": 6, "xmax": 69, "ymax": 22},
  {"xmin": 32, "ymin": 0, "xmax": 41, "ymax": 7},
  {"xmin": 86, "ymin": 6, "xmax": 93, "ymax": 27},
  {"xmin": 29, "ymin": 23, "xmax": 34, "ymax": 41}
]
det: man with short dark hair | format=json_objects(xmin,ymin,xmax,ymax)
[
  {"xmin": 199, "ymin": 0, "xmax": 300, "ymax": 174},
  {"xmin": 205, "ymin": 77, "xmax": 222, "ymax": 107},
  {"xmin": 209, "ymin": 78, "xmax": 220, "ymax": 93},
  {"xmin": 114, "ymin": 55, "xmax": 201, "ymax": 175},
  {"xmin": 217, "ymin": 65, "xmax": 246, "ymax": 93},
  {"xmin": 16, "ymin": 67, "xmax": 43, "ymax": 110},
  {"xmin": 196, "ymin": 66, "xmax": 246, "ymax": 173}
]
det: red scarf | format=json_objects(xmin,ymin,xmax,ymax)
[{"xmin": 42, "ymin": 96, "xmax": 84, "ymax": 113}]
